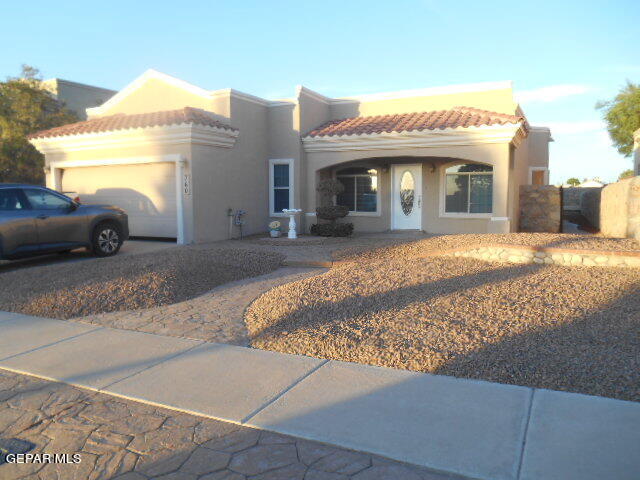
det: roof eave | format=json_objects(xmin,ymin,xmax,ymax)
[
  {"xmin": 302, "ymin": 123, "xmax": 526, "ymax": 153},
  {"xmin": 30, "ymin": 122, "xmax": 239, "ymax": 154}
]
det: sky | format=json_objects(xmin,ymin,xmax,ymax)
[{"xmin": 1, "ymin": 0, "xmax": 638, "ymax": 184}]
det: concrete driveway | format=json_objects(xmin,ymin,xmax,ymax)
[{"xmin": 0, "ymin": 239, "xmax": 176, "ymax": 272}]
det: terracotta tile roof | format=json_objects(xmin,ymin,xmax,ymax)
[
  {"xmin": 28, "ymin": 107, "xmax": 237, "ymax": 139},
  {"xmin": 305, "ymin": 106, "xmax": 525, "ymax": 138}
]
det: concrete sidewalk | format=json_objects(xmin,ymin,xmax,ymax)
[{"xmin": 1, "ymin": 311, "xmax": 638, "ymax": 480}]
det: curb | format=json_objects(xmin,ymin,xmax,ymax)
[
  {"xmin": 309, "ymin": 243, "xmax": 640, "ymax": 267},
  {"xmin": 425, "ymin": 242, "xmax": 640, "ymax": 258}
]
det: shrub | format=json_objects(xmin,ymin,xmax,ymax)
[
  {"xmin": 312, "ymin": 177, "xmax": 352, "ymax": 237},
  {"xmin": 317, "ymin": 179, "xmax": 345, "ymax": 206},
  {"xmin": 316, "ymin": 205, "xmax": 349, "ymax": 221},
  {"xmin": 310, "ymin": 223, "xmax": 354, "ymax": 237}
]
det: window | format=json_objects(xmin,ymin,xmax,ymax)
[
  {"xmin": 444, "ymin": 164, "xmax": 493, "ymax": 214},
  {"xmin": 24, "ymin": 188, "xmax": 71, "ymax": 210},
  {"xmin": 532, "ymin": 170, "xmax": 545, "ymax": 185},
  {"xmin": 0, "ymin": 189, "xmax": 26, "ymax": 211},
  {"xmin": 269, "ymin": 159, "xmax": 294, "ymax": 215},
  {"xmin": 529, "ymin": 167, "xmax": 548, "ymax": 186},
  {"xmin": 336, "ymin": 167, "xmax": 378, "ymax": 213}
]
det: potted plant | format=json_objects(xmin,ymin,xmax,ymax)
[{"xmin": 268, "ymin": 220, "xmax": 282, "ymax": 237}]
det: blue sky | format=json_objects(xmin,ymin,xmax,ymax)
[{"xmin": 2, "ymin": 0, "xmax": 638, "ymax": 183}]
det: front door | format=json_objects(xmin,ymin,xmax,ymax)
[{"xmin": 391, "ymin": 164, "xmax": 422, "ymax": 230}]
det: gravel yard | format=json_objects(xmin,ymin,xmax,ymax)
[
  {"xmin": 332, "ymin": 232, "xmax": 640, "ymax": 262},
  {"xmin": 0, "ymin": 246, "xmax": 283, "ymax": 319},
  {"xmin": 72, "ymin": 267, "xmax": 322, "ymax": 344},
  {"xmin": 246, "ymin": 235, "xmax": 640, "ymax": 402},
  {"xmin": 211, "ymin": 233, "xmax": 421, "ymax": 263}
]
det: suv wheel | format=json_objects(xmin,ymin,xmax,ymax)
[{"xmin": 92, "ymin": 223, "xmax": 123, "ymax": 257}]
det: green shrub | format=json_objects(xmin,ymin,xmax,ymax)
[
  {"xmin": 310, "ymin": 223, "xmax": 354, "ymax": 237},
  {"xmin": 316, "ymin": 205, "xmax": 349, "ymax": 221}
]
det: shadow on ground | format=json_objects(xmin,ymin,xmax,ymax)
[
  {"xmin": 247, "ymin": 237, "xmax": 640, "ymax": 402},
  {"xmin": 435, "ymin": 289, "xmax": 640, "ymax": 402}
]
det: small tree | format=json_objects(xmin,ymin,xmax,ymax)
[
  {"xmin": 316, "ymin": 178, "xmax": 344, "ymax": 207},
  {"xmin": 618, "ymin": 169, "xmax": 634, "ymax": 180},
  {"xmin": 596, "ymin": 81, "xmax": 640, "ymax": 157},
  {"xmin": 566, "ymin": 177, "xmax": 581, "ymax": 187},
  {"xmin": 0, "ymin": 65, "xmax": 77, "ymax": 184}
]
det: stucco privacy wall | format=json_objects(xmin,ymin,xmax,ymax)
[
  {"xmin": 580, "ymin": 187, "xmax": 602, "ymax": 229},
  {"xmin": 519, "ymin": 185, "xmax": 561, "ymax": 233},
  {"xmin": 600, "ymin": 176, "xmax": 640, "ymax": 239}
]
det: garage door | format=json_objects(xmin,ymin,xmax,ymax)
[{"xmin": 61, "ymin": 163, "xmax": 177, "ymax": 238}]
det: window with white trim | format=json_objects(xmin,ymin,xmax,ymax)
[
  {"xmin": 336, "ymin": 167, "xmax": 378, "ymax": 213},
  {"xmin": 269, "ymin": 159, "xmax": 293, "ymax": 215},
  {"xmin": 444, "ymin": 164, "xmax": 493, "ymax": 214}
]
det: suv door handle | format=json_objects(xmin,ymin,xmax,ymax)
[{"xmin": 36, "ymin": 214, "xmax": 49, "ymax": 220}]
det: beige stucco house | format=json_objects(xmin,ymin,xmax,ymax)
[{"xmin": 29, "ymin": 70, "xmax": 552, "ymax": 244}]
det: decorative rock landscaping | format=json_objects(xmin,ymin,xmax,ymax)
[
  {"xmin": 247, "ymin": 234, "xmax": 640, "ymax": 402},
  {"xmin": 0, "ymin": 246, "xmax": 284, "ymax": 319},
  {"xmin": 445, "ymin": 244, "xmax": 640, "ymax": 268}
]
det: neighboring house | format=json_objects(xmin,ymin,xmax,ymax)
[
  {"xmin": 29, "ymin": 70, "xmax": 552, "ymax": 244},
  {"xmin": 41, "ymin": 78, "xmax": 116, "ymax": 119},
  {"xmin": 578, "ymin": 179, "xmax": 605, "ymax": 188}
]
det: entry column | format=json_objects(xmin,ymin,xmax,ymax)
[{"xmin": 490, "ymin": 146, "xmax": 512, "ymax": 233}]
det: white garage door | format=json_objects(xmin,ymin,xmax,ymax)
[{"xmin": 62, "ymin": 163, "xmax": 177, "ymax": 238}]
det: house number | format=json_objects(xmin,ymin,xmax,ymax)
[{"xmin": 183, "ymin": 175, "xmax": 191, "ymax": 195}]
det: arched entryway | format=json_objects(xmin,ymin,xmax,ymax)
[{"xmin": 314, "ymin": 155, "xmax": 501, "ymax": 234}]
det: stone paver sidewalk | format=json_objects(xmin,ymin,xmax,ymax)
[
  {"xmin": 0, "ymin": 371, "xmax": 460, "ymax": 480},
  {"xmin": 1, "ymin": 311, "xmax": 639, "ymax": 480},
  {"xmin": 73, "ymin": 267, "xmax": 323, "ymax": 345}
]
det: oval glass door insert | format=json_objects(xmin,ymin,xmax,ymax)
[{"xmin": 400, "ymin": 171, "xmax": 415, "ymax": 216}]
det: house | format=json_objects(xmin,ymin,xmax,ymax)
[
  {"xmin": 41, "ymin": 78, "xmax": 116, "ymax": 120},
  {"xmin": 578, "ymin": 179, "xmax": 605, "ymax": 188},
  {"xmin": 29, "ymin": 70, "xmax": 552, "ymax": 244}
]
